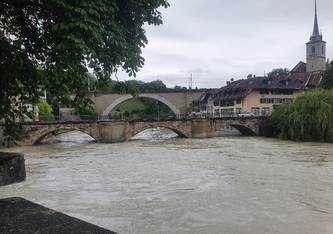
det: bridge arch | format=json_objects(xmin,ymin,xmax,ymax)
[
  {"xmin": 209, "ymin": 120, "xmax": 257, "ymax": 137},
  {"xmin": 28, "ymin": 124, "xmax": 99, "ymax": 145},
  {"xmin": 124, "ymin": 121, "xmax": 190, "ymax": 142},
  {"xmin": 102, "ymin": 94, "xmax": 181, "ymax": 116}
]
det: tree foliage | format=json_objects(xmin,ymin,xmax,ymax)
[
  {"xmin": 268, "ymin": 89, "xmax": 333, "ymax": 142},
  {"xmin": 38, "ymin": 101, "xmax": 55, "ymax": 121},
  {"xmin": 0, "ymin": 0, "xmax": 169, "ymax": 144},
  {"xmin": 319, "ymin": 61, "xmax": 333, "ymax": 90},
  {"xmin": 268, "ymin": 67, "xmax": 290, "ymax": 77},
  {"xmin": 138, "ymin": 98, "xmax": 171, "ymax": 115}
]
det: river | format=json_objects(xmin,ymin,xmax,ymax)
[{"xmin": 1, "ymin": 128, "xmax": 333, "ymax": 234}]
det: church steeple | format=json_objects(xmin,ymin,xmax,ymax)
[
  {"xmin": 306, "ymin": 0, "xmax": 326, "ymax": 72},
  {"xmin": 310, "ymin": 0, "xmax": 322, "ymax": 41}
]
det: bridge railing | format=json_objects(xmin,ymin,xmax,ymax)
[
  {"xmin": 10, "ymin": 113, "xmax": 262, "ymax": 124},
  {"xmin": 98, "ymin": 113, "xmax": 185, "ymax": 121}
]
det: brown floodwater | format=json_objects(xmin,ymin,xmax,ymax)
[{"xmin": 1, "ymin": 128, "xmax": 333, "ymax": 234}]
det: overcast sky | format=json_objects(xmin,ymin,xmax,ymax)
[{"xmin": 114, "ymin": 0, "xmax": 333, "ymax": 89}]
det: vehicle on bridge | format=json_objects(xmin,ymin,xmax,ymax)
[{"xmin": 238, "ymin": 112, "xmax": 254, "ymax": 118}]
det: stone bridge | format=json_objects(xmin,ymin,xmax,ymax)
[
  {"xmin": 86, "ymin": 90, "xmax": 208, "ymax": 116},
  {"xmin": 0, "ymin": 117, "xmax": 269, "ymax": 146}
]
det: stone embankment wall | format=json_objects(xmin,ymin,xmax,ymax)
[{"xmin": 0, "ymin": 153, "xmax": 26, "ymax": 186}]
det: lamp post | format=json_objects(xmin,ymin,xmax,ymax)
[
  {"xmin": 157, "ymin": 101, "xmax": 159, "ymax": 121},
  {"xmin": 58, "ymin": 101, "xmax": 61, "ymax": 123}
]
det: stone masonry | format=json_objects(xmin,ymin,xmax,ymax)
[{"xmin": 0, "ymin": 117, "xmax": 268, "ymax": 146}]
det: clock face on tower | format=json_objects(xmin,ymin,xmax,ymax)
[{"xmin": 310, "ymin": 56, "xmax": 316, "ymax": 61}]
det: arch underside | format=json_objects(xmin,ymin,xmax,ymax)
[
  {"xmin": 32, "ymin": 127, "xmax": 98, "ymax": 145},
  {"xmin": 127, "ymin": 126, "xmax": 188, "ymax": 141},
  {"xmin": 213, "ymin": 124, "xmax": 256, "ymax": 136},
  {"xmin": 102, "ymin": 94, "xmax": 181, "ymax": 116}
]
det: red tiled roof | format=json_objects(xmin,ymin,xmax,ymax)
[{"xmin": 192, "ymin": 71, "xmax": 322, "ymax": 103}]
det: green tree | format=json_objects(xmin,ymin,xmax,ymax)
[
  {"xmin": 268, "ymin": 67, "xmax": 290, "ymax": 77},
  {"xmin": 73, "ymin": 95, "xmax": 97, "ymax": 116},
  {"xmin": 1, "ymin": 0, "xmax": 169, "ymax": 145},
  {"xmin": 319, "ymin": 61, "xmax": 333, "ymax": 90},
  {"xmin": 38, "ymin": 101, "xmax": 55, "ymax": 121},
  {"xmin": 150, "ymin": 80, "xmax": 167, "ymax": 91},
  {"xmin": 268, "ymin": 89, "xmax": 333, "ymax": 142},
  {"xmin": 160, "ymin": 104, "xmax": 171, "ymax": 114},
  {"xmin": 139, "ymin": 98, "xmax": 158, "ymax": 115}
]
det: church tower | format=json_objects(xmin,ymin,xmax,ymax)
[{"xmin": 306, "ymin": 0, "xmax": 326, "ymax": 72}]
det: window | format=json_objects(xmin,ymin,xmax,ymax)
[
  {"xmin": 220, "ymin": 100, "xmax": 234, "ymax": 107},
  {"xmin": 322, "ymin": 45, "xmax": 324, "ymax": 54},
  {"xmin": 236, "ymin": 108, "xmax": 242, "ymax": 114},
  {"xmin": 261, "ymin": 107, "xmax": 270, "ymax": 116},
  {"xmin": 260, "ymin": 89, "xmax": 269, "ymax": 94},
  {"xmin": 284, "ymin": 89, "xmax": 293, "ymax": 95},
  {"xmin": 236, "ymin": 99, "xmax": 241, "ymax": 104},
  {"xmin": 260, "ymin": 98, "xmax": 271, "ymax": 103},
  {"xmin": 271, "ymin": 89, "xmax": 283, "ymax": 95},
  {"xmin": 272, "ymin": 98, "xmax": 284, "ymax": 103},
  {"xmin": 312, "ymin": 46, "xmax": 315, "ymax": 54},
  {"xmin": 221, "ymin": 108, "xmax": 234, "ymax": 116},
  {"xmin": 283, "ymin": 98, "xmax": 292, "ymax": 102},
  {"xmin": 251, "ymin": 107, "xmax": 260, "ymax": 116},
  {"xmin": 214, "ymin": 102, "xmax": 219, "ymax": 106}
]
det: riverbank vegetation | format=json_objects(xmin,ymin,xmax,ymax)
[{"xmin": 268, "ymin": 89, "xmax": 333, "ymax": 142}]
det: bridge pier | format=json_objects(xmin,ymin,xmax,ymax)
[
  {"xmin": 191, "ymin": 119, "xmax": 211, "ymax": 138},
  {"xmin": 99, "ymin": 122, "xmax": 126, "ymax": 143}
]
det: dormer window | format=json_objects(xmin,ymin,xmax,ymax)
[
  {"xmin": 268, "ymin": 80, "xmax": 272, "ymax": 85},
  {"xmin": 286, "ymin": 79, "xmax": 290, "ymax": 85}
]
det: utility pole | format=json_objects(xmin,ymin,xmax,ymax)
[{"xmin": 188, "ymin": 74, "xmax": 193, "ymax": 89}]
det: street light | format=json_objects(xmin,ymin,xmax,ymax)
[{"xmin": 157, "ymin": 101, "xmax": 159, "ymax": 121}]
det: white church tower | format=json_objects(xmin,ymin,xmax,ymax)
[{"xmin": 306, "ymin": 0, "xmax": 326, "ymax": 72}]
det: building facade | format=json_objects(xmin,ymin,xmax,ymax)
[{"xmin": 190, "ymin": 72, "xmax": 322, "ymax": 117}]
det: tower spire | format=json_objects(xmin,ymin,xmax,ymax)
[{"xmin": 310, "ymin": 0, "xmax": 321, "ymax": 41}]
